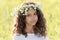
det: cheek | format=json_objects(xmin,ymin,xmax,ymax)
[
  {"xmin": 26, "ymin": 16, "xmax": 38, "ymax": 24},
  {"xmin": 35, "ymin": 16, "xmax": 38, "ymax": 21},
  {"xmin": 26, "ymin": 17, "xmax": 31, "ymax": 23}
]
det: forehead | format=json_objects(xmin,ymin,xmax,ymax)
[{"xmin": 27, "ymin": 8, "xmax": 36, "ymax": 14}]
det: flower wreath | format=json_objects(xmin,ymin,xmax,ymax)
[{"xmin": 11, "ymin": 2, "xmax": 41, "ymax": 16}]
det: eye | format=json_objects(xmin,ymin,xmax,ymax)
[
  {"xmin": 26, "ymin": 14, "xmax": 31, "ymax": 17},
  {"xmin": 34, "ymin": 13, "xmax": 37, "ymax": 15}
]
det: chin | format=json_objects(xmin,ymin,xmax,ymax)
[{"xmin": 31, "ymin": 23, "xmax": 36, "ymax": 25}]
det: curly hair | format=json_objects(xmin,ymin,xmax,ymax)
[{"xmin": 12, "ymin": 2, "xmax": 46, "ymax": 37}]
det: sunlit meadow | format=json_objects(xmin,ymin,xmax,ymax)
[{"xmin": 0, "ymin": 0, "xmax": 60, "ymax": 40}]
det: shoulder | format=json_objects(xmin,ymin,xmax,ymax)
[
  {"xmin": 12, "ymin": 33, "xmax": 25, "ymax": 40},
  {"xmin": 41, "ymin": 35, "xmax": 50, "ymax": 40}
]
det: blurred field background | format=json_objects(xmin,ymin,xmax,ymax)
[{"xmin": 0, "ymin": 0, "xmax": 60, "ymax": 40}]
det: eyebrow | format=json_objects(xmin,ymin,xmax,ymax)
[{"xmin": 27, "ymin": 12, "xmax": 36, "ymax": 15}]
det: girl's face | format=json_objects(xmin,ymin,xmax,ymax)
[{"xmin": 26, "ymin": 8, "xmax": 38, "ymax": 26}]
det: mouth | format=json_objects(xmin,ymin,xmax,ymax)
[
  {"xmin": 31, "ymin": 21, "xmax": 37, "ymax": 24},
  {"xmin": 32, "ymin": 20, "xmax": 37, "ymax": 22}
]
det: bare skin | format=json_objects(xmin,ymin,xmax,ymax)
[{"xmin": 25, "ymin": 8, "xmax": 38, "ymax": 33}]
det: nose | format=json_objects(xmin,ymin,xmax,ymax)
[{"xmin": 31, "ymin": 15, "xmax": 36, "ymax": 19}]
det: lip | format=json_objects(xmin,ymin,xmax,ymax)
[
  {"xmin": 31, "ymin": 21, "xmax": 37, "ymax": 23},
  {"xmin": 32, "ymin": 20, "xmax": 37, "ymax": 22}
]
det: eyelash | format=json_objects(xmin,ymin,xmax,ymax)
[
  {"xmin": 34, "ymin": 13, "xmax": 37, "ymax": 15},
  {"xmin": 26, "ymin": 13, "xmax": 37, "ymax": 17}
]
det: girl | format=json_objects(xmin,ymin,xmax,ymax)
[{"xmin": 12, "ymin": 2, "xmax": 49, "ymax": 40}]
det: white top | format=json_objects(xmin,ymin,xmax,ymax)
[{"xmin": 12, "ymin": 33, "xmax": 49, "ymax": 40}]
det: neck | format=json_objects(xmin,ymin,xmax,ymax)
[{"xmin": 25, "ymin": 24, "xmax": 34, "ymax": 33}]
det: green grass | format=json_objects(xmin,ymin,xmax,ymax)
[{"xmin": 0, "ymin": 0, "xmax": 60, "ymax": 40}]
